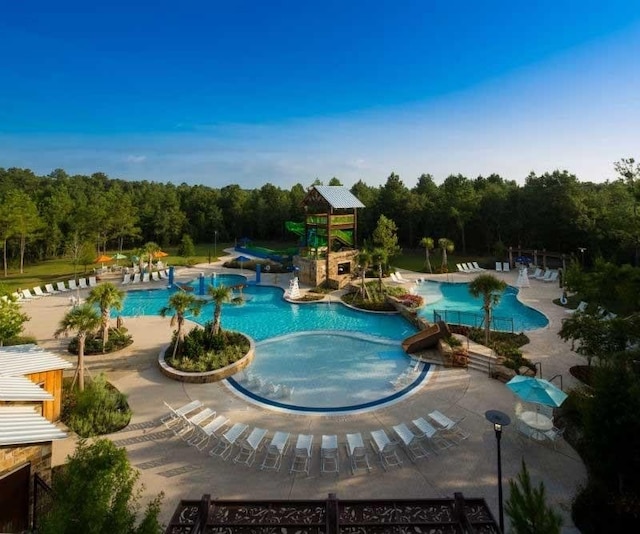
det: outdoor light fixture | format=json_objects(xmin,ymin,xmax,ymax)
[{"xmin": 485, "ymin": 410, "xmax": 511, "ymax": 533}]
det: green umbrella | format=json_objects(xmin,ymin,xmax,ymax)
[{"xmin": 112, "ymin": 252, "xmax": 127, "ymax": 266}]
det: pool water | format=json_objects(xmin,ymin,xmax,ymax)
[
  {"xmin": 415, "ymin": 281, "xmax": 548, "ymax": 332},
  {"xmin": 121, "ymin": 278, "xmax": 416, "ymax": 342},
  {"xmin": 228, "ymin": 332, "xmax": 431, "ymax": 414}
]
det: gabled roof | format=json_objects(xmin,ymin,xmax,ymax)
[
  {"xmin": 0, "ymin": 345, "xmax": 73, "ymax": 376},
  {"xmin": 0, "ymin": 406, "xmax": 67, "ymax": 446},
  {"xmin": 306, "ymin": 186, "xmax": 365, "ymax": 209},
  {"xmin": 0, "ymin": 376, "xmax": 54, "ymax": 401}
]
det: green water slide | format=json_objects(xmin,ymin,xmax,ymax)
[
  {"xmin": 285, "ymin": 221, "xmax": 305, "ymax": 237},
  {"xmin": 331, "ymin": 229, "xmax": 353, "ymax": 246},
  {"xmin": 286, "ymin": 221, "xmax": 353, "ymax": 247}
]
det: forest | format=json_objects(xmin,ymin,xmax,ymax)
[{"xmin": 0, "ymin": 158, "xmax": 638, "ymax": 271}]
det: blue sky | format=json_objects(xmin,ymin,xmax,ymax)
[{"xmin": 1, "ymin": 0, "xmax": 640, "ymax": 188}]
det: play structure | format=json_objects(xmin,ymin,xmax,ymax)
[
  {"xmin": 285, "ymin": 185, "xmax": 365, "ymax": 289},
  {"xmin": 401, "ymin": 321, "xmax": 450, "ymax": 355}
]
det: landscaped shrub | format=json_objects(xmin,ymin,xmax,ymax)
[
  {"xmin": 62, "ymin": 374, "xmax": 131, "ymax": 437},
  {"xmin": 68, "ymin": 326, "xmax": 132, "ymax": 355},
  {"xmin": 166, "ymin": 324, "xmax": 250, "ymax": 372},
  {"xmin": 397, "ymin": 293, "xmax": 424, "ymax": 309}
]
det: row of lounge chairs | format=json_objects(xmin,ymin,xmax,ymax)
[
  {"xmin": 456, "ymin": 262, "xmax": 486, "ymax": 274},
  {"xmin": 564, "ymin": 301, "xmax": 617, "ymax": 320},
  {"xmin": 12, "ymin": 277, "xmax": 99, "ymax": 301},
  {"xmin": 160, "ymin": 401, "xmax": 470, "ymax": 476},
  {"xmin": 389, "ymin": 271, "xmax": 410, "ymax": 283},
  {"xmin": 121, "ymin": 269, "xmax": 169, "ymax": 285},
  {"xmin": 495, "ymin": 262, "xmax": 511, "ymax": 272},
  {"xmin": 529, "ymin": 268, "xmax": 559, "ymax": 283}
]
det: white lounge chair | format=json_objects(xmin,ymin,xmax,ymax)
[
  {"xmin": 151, "ymin": 271, "xmax": 160, "ymax": 282},
  {"xmin": 471, "ymin": 261, "xmax": 485, "ymax": 272},
  {"xmin": 78, "ymin": 278, "xmax": 88, "ymax": 289},
  {"xmin": 44, "ymin": 283, "xmax": 59, "ymax": 295},
  {"xmin": 393, "ymin": 423, "xmax": 429, "ymax": 462},
  {"xmin": 189, "ymin": 415, "xmax": 229, "ymax": 451},
  {"xmin": 346, "ymin": 432, "xmax": 371, "ymax": 474},
  {"xmin": 495, "ymin": 262, "xmax": 502, "ymax": 272},
  {"xmin": 234, "ymin": 427, "xmax": 268, "ymax": 466},
  {"xmin": 396, "ymin": 271, "xmax": 409, "ymax": 282},
  {"xmin": 131, "ymin": 273, "xmax": 141, "ymax": 284},
  {"xmin": 20, "ymin": 289, "xmax": 37, "ymax": 300},
  {"xmin": 531, "ymin": 268, "xmax": 543, "ymax": 279},
  {"xmin": 544, "ymin": 271, "xmax": 559, "ymax": 283},
  {"xmin": 412, "ymin": 417, "xmax": 453, "ymax": 452},
  {"xmin": 121, "ymin": 274, "xmax": 131, "ymax": 285},
  {"xmin": 502, "ymin": 262, "xmax": 510, "ymax": 272},
  {"xmin": 56, "ymin": 282, "xmax": 68, "ymax": 292},
  {"xmin": 260, "ymin": 431, "xmax": 290, "ymax": 471},
  {"xmin": 321, "ymin": 434, "xmax": 339, "ymax": 475},
  {"xmin": 68, "ymin": 279, "xmax": 78, "ymax": 290},
  {"xmin": 566, "ymin": 301, "xmax": 588, "ymax": 314},
  {"xmin": 464, "ymin": 263, "xmax": 478, "ymax": 273},
  {"xmin": 370, "ymin": 429, "xmax": 402, "ymax": 470},
  {"xmin": 160, "ymin": 400, "xmax": 203, "ymax": 429},
  {"xmin": 456, "ymin": 263, "xmax": 469, "ymax": 274},
  {"xmin": 290, "ymin": 434, "xmax": 313, "ymax": 475},
  {"xmin": 428, "ymin": 410, "xmax": 470, "ymax": 443},
  {"xmin": 388, "ymin": 272, "xmax": 400, "ymax": 283},
  {"xmin": 32, "ymin": 286, "xmax": 48, "ymax": 298},
  {"xmin": 142, "ymin": 273, "xmax": 150, "ymax": 283},
  {"xmin": 210, "ymin": 423, "xmax": 248, "ymax": 460},
  {"xmin": 159, "ymin": 269, "xmax": 168, "ymax": 279},
  {"xmin": 174, "ymin": 408, "xmax": 215, "ymax": 440},
  {"xmin": 542, "ymin": 426, "xmax": 565, "ymax": 449},
  {"xmin": 88, "ymin": 276, "xmax": 98, "ymax": 287}
]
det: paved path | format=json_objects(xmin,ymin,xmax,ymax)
[{"xmin": 21, "ymin": 261, "xmax": 585, "ymax": 532}]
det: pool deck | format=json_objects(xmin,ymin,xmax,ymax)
[{"xmin": 22, "ymin": 257, "xmax": 586, "ymax": 532}]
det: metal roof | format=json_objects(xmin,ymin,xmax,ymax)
[
  {"xmin": 0, "ymin": 376, "xmax": 54, "ymax": 401},
  {"xmin": 312, "ymin": 186, "xmax": 365, "ymax": 209},
  {"xmin": 0, "ymin": 406, "xmax": 67, "ymax": 446},
  {"xmin": 0, "ymin": 346, "xmax": 73, "ymax": 376}
]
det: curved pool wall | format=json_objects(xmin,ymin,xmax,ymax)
[
  {"xmin": 415, "ymin": 280, "xmax": 548, "ymax": 331},
  {"xmin": 225, "ymin": 332, "xmax": 434, "ymax": 415}
]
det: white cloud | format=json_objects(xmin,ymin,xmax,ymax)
[{"xmin": 126, "ymin": 154, "xmax": 146, "ymax": 163}]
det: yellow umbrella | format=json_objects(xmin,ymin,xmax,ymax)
[{"xmin": 95, "ymin": 254, "xmax": 113, "ymax": 270}]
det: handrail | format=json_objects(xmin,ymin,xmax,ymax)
[
  {"xmin": 533, "ymin": 362, "xmax": 543, "ymax": 378},
  {"xmin": 548, "ymin": 374, "xmax": 563, "ymax": 391}
]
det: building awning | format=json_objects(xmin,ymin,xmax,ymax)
[
  {"xmin": 0, "ymin": 345, "xmax": 73, "ymax": 376},
  {"xmin": 0, "ymin": 376, "xmax": 54, "ymax": 401},
  {"xmin": 0, "ymin": 406, "xmax": 67, "ymax": 446}
]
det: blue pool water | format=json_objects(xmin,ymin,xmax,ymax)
[
  {"xmin": 121, "ymin": 277, "xmax": 416, "ymax": 342},
  {"xmin": 415, "ymin": 281, "xmax": 548, "ymax": 332},
  {"xmin": 228, "ymin": 332, "xmax": 431, "ymax": 414}
]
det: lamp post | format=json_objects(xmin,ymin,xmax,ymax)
[
  {"xmin": 578, "ymin": 247, "xmax": 586, "ymax": 267},
  {"xmin": 214, "ymin": 230, "xmax": 218, "ymax": 261},
  {"xmin": 485, "ymin": 410, "xmax": 511, "ymax": 533}
]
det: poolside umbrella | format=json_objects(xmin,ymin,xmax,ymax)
[
  {"xmin": 112, "ymin": 252, "xmax": 127, "ymax": 266},
  {"xmin": 154, "ymin": 250, "xmax": 169, "ymax": 258},
  {"xmin": 235, "ymin": 255, "xmax": 251, "ymax": 272},
  {"xmin": 95, "ymin": 254, "xmax": 113, "ymax": 269},
  {"xmin": 506, "ymin": 375, "xmax": 568, "ymax": 407}
]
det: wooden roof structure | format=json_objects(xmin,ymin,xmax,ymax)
[{"xmin": 303, "ymin": 186, "xmax": 365, "ymax": 210}]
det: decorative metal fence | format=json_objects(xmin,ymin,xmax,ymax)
[
  {"xmin": 433, "ymin": 310, "xmax": 515, "ymax": 333},
  {"xmin": 32, "ymin": 473, "xmax": 52, "ymax": 531}
]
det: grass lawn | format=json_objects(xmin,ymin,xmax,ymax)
[{"xmin": 0, "ymin": 242, "xmax": 236, "ymax": 293}]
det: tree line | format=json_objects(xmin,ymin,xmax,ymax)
[{"xmin": 1, "ymin": 158, "xmax": 638, "ymax": 273}]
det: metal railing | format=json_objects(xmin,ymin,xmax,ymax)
[
  {"xmin": 32, "ymin": 473, "xmax": 52, "ymax": 531},
  {"xmin": 433, "ymin": 310, "xmax": 515, "ymax": 333}
]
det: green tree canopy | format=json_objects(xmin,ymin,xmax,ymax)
[
  {"xmin": 468, "ymin": 273, "xmax": 507, "ymax": 345},
  {"xmin": 0, "ymin": 296, "xmax": 30, "ymax": 346},
  {"xmin": 86, "ymin": 282, "xmax": 125, "ymax": 351}
]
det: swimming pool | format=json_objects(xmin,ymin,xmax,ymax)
[
  {"xmin": 415, "ymin": 281, "xmax": 548, "ymax": 332},
  {"xmin": 227, "ymin": 332, "xmax": 433, "ymax": 415}
]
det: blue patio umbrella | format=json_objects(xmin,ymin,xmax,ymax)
[{"xmin": 506, "ymin": 375, "xmax": 568, "ymax": 407}]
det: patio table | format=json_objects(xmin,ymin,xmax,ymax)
[{"xmin": 518, "ymin": 411, "xmax": 553, "ymax": 432}]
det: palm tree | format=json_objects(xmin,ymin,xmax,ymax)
[
  {"xmin": 371, "ymin": 248, "xmax": 388, "ymax": 292},
  {"xmin": 86, "ymin": 282, "xmax": 124, "ymax": 352},
  {"xmin": 419, "ymin": 237, "xmax": 434, "ymax": 273},
  {"xmin": 438, "ymin": 238, "xmax": 455, "ymax": 273},
  {"xmin": 207, "ymin": 284, "xmax": 232, "ymax": 336},
  {"xmin": 160, "ymin": 292, "xmax": 203, "ymax": 358},
  {"xmin": 468, "ymin": 273, "xmax": 507, "ymax": 345},
  {"xmin": 356, "ymin": 248, "xmax": 372, "ymax": 299},
  {"xmin": 54, "ymin": 304, "xmax": 101, "ymax": 391}
]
